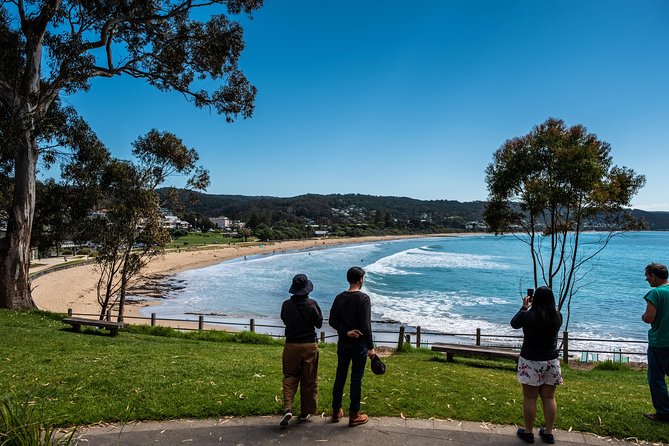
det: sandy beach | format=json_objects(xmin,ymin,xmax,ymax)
[{"xmin": 31, "ymin": 234, "xmax": 457, "ymax": 325}]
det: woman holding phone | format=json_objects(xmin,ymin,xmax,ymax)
[{"xmin": 511, "ymin": 286, "xmax": 563, "ymax": 444}]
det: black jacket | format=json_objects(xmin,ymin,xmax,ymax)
[
  {"xmin": 510, "ymin": 307, "xmax": 562, "ymax": 360},
  {"xmin": 281, "ymin": 295, "xmax": 323, "ymax": 343},
  {"xmin": 329, "ymin": 291, "xmax": 374, "ymax": 350}
]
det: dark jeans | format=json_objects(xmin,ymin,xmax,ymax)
[
  {"xmin": 332, "ymin": 344, "xmax": 368, "ymax": 413},
  {"xmin": 648, "ymin": 346, "xmax": 669, "ymax": 415}
]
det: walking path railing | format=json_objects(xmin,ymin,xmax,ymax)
[{"xmin": 67, "ymin": 309, "xmax": 647, "ymax": 362}]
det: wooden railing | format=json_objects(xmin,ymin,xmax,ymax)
[{"xmin": 67, "ymin": 309, "xmax": 648, "ymax": 362}]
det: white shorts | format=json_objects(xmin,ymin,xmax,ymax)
[{"xmin": 517, "ymin": 356, "xmax": 563, "ymax": 386}]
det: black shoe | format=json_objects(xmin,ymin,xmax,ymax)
[
  {"xmin": 517, "ymin": 428, "xmax": 535, "ymax": 443},
  {"xmin": 299, "ymin": 413, "xmax": 311, "ymax": 421},
  {"xmin": 280, "ymin": 410, "xmax": 292, "ymax": 427},
  {"xmin": 644, "ymin": 412, "xmax": 669, "ymax": 423},
  {"xmin": 539, "ymin": 428, "xmax": 555, "ymax": 444}
]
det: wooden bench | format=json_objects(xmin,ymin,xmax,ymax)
[
  {"xmin": 62, "ymin": 317, "xmax": 128, "ymax": 336},
  {"xmin": 431, "ymin": 343, "xmax": 519, "ymax": 362}
]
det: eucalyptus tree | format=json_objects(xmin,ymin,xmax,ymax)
[
  {"xmin": 91, "ymin": 130, "xmax": 208, "ymax": 321},
  {"xmin": 484, "ymin": 118, "xmax": 646, "ymax": 329},
  {"xmin": 0, "ymin": 0, "xmax": 262, "ymax": 309}
]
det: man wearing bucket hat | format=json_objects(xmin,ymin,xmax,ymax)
[
  {"xmin": 329, "ymin": 266, "xmax": 376, "ymax": 427},
  {"xmin": 279, "ymin": 274, "xmax": 323, "ymax": 427}
]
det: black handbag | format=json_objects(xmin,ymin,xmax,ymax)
[{"xmin": 371, "ymin": 354, "xmax": 386, "ymax": 375}]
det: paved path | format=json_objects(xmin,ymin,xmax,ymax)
[{"xmin": 74, "ymin": 416, "xmax": 646, "ymax": 445}]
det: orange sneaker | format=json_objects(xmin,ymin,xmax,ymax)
[
  {"xmin": 348, "ymin": 412, "xmax": 369, "ymax": 427},
  {"xmin": 331, "ymin": 408, "xmax": 344, "ymax": 423}
]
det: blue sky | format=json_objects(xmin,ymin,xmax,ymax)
[{"xmin": 59, "ymin": 1, "xmax": 669, "ymax": 211}]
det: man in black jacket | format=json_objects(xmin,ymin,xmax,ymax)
[
  {"xmin": 329, "ymin": 266, "xmax": 376, "ymax": 427},
  {"xmin": 279, "ymin": 274, "xmax": 323, "ymax": 427}
]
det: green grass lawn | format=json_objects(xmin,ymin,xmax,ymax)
[
  {"xmin": 167, "ymin": 232, "xmax": 245, "ymax": 247},
  {"xmin": 0, "ymin": 310, "xmax": 666, "ymax": 442}
]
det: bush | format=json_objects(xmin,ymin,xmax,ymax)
[
  {"xmin": 593, "ymin": 361, "xmax": 631, "ymax": 371},
  {"xmin": 0, "ymin": 398, "xmax": 76, "ymax": 445},
  {"xmin": 171, "ymin": 229, "xmax": 189, "ymax": 238},
  {"xmin": 234, "ymin": 331, "xmax": 280, "ymax": 345},
  {"xmin": 126, "ymin": 324, "xmax": 280, "ymax": 345},
  {"xmin": 395, "ymin": 342, "xmax": 414, "ymax": 353}
]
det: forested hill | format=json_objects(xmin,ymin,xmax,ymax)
[
  {"xmin": 161, "ymin": 190, "xmax": 486, "ymax": 229},
  {"xmin": 159, "ymin": 189, "xmax": 669, "ymax": 231}
]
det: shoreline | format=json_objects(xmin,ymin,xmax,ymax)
[{"xmin": 31, "ymin": 233, "xmax": 468, "ymax": 326}]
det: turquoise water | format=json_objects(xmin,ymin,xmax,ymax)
[{"xmin": 142, "ymin": 232, "xmax": 667, "ymax": 342}]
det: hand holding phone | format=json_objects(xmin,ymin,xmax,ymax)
[{"xmin": 523, "ymin": 289, "xmax": 534, "ymax": 308}]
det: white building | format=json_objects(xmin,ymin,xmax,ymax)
[
  {"xmin": 161, "ymin": 210, "xmax": 191, "ymax": 230},
  {"xmin": 211, "ymin": 215, "xmax": 232, "ymax": 229}
]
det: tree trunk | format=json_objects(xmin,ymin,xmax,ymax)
[
  {"xmin": 0, "ymin": 19, "xmax": 51, "ymax": 309},
  {"xmin": 0, "ymin": 128, "xmax": 38, "ymax": 309}
]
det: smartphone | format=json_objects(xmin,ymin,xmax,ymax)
[{"xmin": 527, "ymin": 288, "xmax": 534, "ymax": 298}]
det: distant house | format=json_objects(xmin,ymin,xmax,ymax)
[
  {"xmin": 211, "ymin": 215, "xmax": 232, "ymax": 229},
  {"xmin": 160, "ymin": 209, "xmax": 191, "ymax": 230},
  {"xmin": 465, "ymin": 221, "xmax": 488, "ymax": 231},
  {"xmin": 314, "ymin": 230, "xmax": 329, "ymax": 237}
]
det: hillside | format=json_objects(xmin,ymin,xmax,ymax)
[{"xmin": 160, "ymin": 189, "xmax": 669, "ymax": 231}]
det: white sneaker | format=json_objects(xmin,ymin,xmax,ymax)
[{"xmin": 280, "ymin": 410, "xmax": 292, "ymax": 427}]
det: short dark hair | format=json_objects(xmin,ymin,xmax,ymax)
[
  {"xmin": 346, "ymin": 266, "xmax": 365, "ymax": 284},
  {"xmin": 645, "ymin": 263, "xmax": 669, "ymax": 280}
]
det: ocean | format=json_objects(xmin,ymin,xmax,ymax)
[{"xmin": 138, "ymin": 232, "xmax": 667, "ymax": 349}]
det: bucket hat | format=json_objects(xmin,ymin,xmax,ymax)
[
  {"xmin": 371, "ymin": 354, "xmax": 386, "ymax": 375},
  {"xmin": 289, "ymin": 274, "xmax": 313, "ymax": 296}
]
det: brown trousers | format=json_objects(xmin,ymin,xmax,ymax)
[{"xmin": 282, "ymin": 342, "xmax": 319, "ymax": 415}]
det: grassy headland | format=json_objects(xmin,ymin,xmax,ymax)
[{"xmin": 0, "ymin": 310, "xmax": 665, "ymax": 442}]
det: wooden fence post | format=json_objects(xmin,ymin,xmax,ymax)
[
  {"xmin": 320, "ymin": 331, "xmax": 325, "ymax": 343},
  {"xmin": 198, "ymin": 315, "xmax": 204, "ymax": 330},
  {"xmin": 397, "ymin": 326, "xmax": 405, "ymax": 350},
  {"xmin": 151, "ymin": 313, "xmax": 156, "ymax": 327},
  {"xmin": 562, "ymin": 331, "xmax": 569, "ymax": 362},
  {"xmin": 250, "ymin": 318, "xmax": 255, "ymax": 332},
  {"xmin": 106, "ymin": 310, "xmax": 111, "ymax": 321},
  {"xmin": 476, "ymin": 328, "xmax": 481, "ymax": 346},
  {"xmin": 416, "ymin": 326, "xmax": 421, "ymax": 349}
]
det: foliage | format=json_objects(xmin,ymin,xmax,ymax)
[
  {"xmin": 238, "ymin": 227, "xmax": 252, "ymax": 242},
  {"xmin": 159, "ymin": 189, "xmax": 487, "ymax": 231},
  {"xmin": 87, "ymin": 131, "xmax": 209, "ymax": 321},
  {"xmin": 483, "ymin": 118, "xmax": 645, "ymax": 328},
  {"xmin": 0, "ymin": 0, "xmax": 262, "ymax": 309},
  {"xmin": 0, "ymin": 397, "xmax": 75, "ymax": 446},
  {"xmin": 126, "ymin": 324, "xmax": 280, "ymax": 345},
  {"xmin": 88, "ymin": 161, "xmax": 170, "ymax": 321},
  {"xmin": 593, "ymin": 361, "xmax": 632, "ymax": 371},
  {"xmin": 0, "ymin": 311, "xmax": 667, "ymax": 442}
]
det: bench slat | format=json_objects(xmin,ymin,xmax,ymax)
[
  {"xmin": 62, "ymin": 317, "xmax": 128, "ymax": 336},
  {"xmin": 431, "ymin": 343, "xmax": 519, "ymax": 362}
]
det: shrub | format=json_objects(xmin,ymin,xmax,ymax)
[
  {"xmin": 234, "ymin": 331, "xmax": 280, "ymax": 345},
  {"xmin": 593, "ymin": 361, "xmax": 631, "ymax": 371},
  {"xmin": 0, "ymin": 398, "xmax": 76, "ymax": 445},
  {"xmin": 395, "ymin": 342, "xmax": 414, "ymax": 353},
  {"xmin": 171, "ymin": 229, "xmax": 189, "ymax": 238},
  {"xmin": 126, "ymin": 324, "xmax": 280, "ymax": 345}
]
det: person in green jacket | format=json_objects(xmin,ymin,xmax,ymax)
[{"xmin": 642, "ymin": 263, "xmax": 669, "ymax": 423}]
